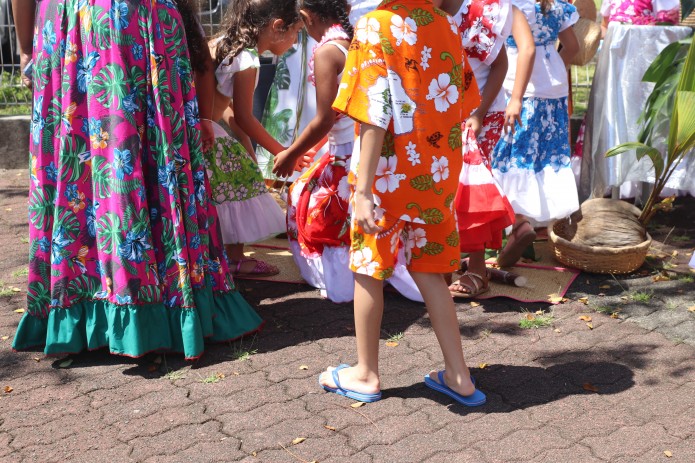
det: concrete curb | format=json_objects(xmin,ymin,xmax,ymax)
[{"xmin": 0, "ymin": 115, "xmax": 29, "ymax": 169}]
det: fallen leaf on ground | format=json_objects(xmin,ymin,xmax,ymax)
[
  {"xmin": 548, "ymin": 295, "xmax": 567, "ymax": 304},
  {"xmin": 13, "ymin": 309, "xmax": 25, "ymax": 313},
  {"xmin": 4, "ymin": 386, "xmax": 12, "ymax": 393},
  {"xmin": 324, "ymin": 425, "xmax": 336, "ymax": 431},
  {"xmin": 535, "ymin": 310, "xmax": 544, "ymax": 315},
  {"xmin": 611, "ymin": 313, "xmax": 620, "ymax": 319},
  {"xmin": 385, "ymin": 341, "xmax": 399, "ymax": 347},
  {"xmin": 578, "ymin": 315, "xmax": 592, "ymax": 322},
  {"xmin": 688, "ymin": 306, "xmax": 695, "ymax": 313},
  {"xmin": 652, "ymin": 274, "xmax": 670, "ymax": 282},
  {"xmin": 671, "ymin": 250, "xmax": 678, "ymax": 257},
  {"xmin": 664, "ymin": 450, "xmax": 673, "ymax": 458},
  {"xmin": 299, "ymin": 365, "xmax": 309, "ymax": 370},
  {"xmin": 525, "ymin": 313, "xmax": 536, "ymax": 321},
  {"xmin": 4, "ymin": 208, "xmax": 11, "ymax": 212},
  {"xmin": 251, "ymin": 451, "xmax": 257, "ymax": 457},
  {"xmin": 470, "ymin": 301, "xmax": 481, "ymax": 308},
  {"xmin": 32, "ymin": 357, "xmax": 41, "ymax": 362},
  {"xmin": 1, "ymin": 336, "xmax": 8, "ymax": 341},
  {"xmin": 291, "ymin": 437, "xmax": 306, "ymax": 445},
  {"xmin": 599, "ymin": 285, "xmax": 611, "ymax": 289},
  {"xmin": 620, "ymin": 296, "xmax": 629, "ymax": 301},
  {"xmin": 58, "ymin": 359, "xmax": 73, "ymax": 368},
  {"xmin": 586, "ymin": 323, "xmax": 594, "ymax": 329},
  {"xmin": 554, "ymin": 328, "xmax": 562, "ymax": 333},
  {"xmin": 11, "ymin": 287, "xmax": 21, "ymax": 292},
  {"xmin": 351, "ymin": 402, "xmax": 366, "ymax": 408},
  {"xmin": 216, "ymin": 373, "xmax": 225, "ymax": 379},
  {"xmin": 583, "ymin": 383, "xmax": 599, "ymax": 392},
  {"xmin": 578, "ymin": 297, "xmax": 589, "ymax": 305}
]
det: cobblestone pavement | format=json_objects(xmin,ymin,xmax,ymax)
[{"xmin": 1, "ymin": 170, "xmax": 694, "ymax": 462}]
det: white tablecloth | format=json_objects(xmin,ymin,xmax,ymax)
[{"xmin": 579, "ymin": 22, "xmax": 695, "ymax": 200}]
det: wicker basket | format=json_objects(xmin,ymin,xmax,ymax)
[{"xmin": 549, "ymin": 218, "xmax": 652, "ymax": 274}]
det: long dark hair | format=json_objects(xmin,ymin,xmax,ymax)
[
  {"xmin": 299, "ymin": 0, "xmax": 354, "ymax": 39},
  {"xmin": 539, "ymin": 0, "xmax": 554, "ymax": 13},
  {"xmin": 176, "ymin": 0, "xmax": 208, "ymax": 73},
  {"xmin": 215, "ymin": 0, "xmax": 300, "ymax": 66}
]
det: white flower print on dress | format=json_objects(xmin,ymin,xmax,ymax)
[
  {"xmin": 387, "ymin": 70, "xmax": 416, "ymax": 134},
  {"xmin": 420, "ymin": 45, "xmax": 431, "ymax": 70},
  {"xmin": 426, "ymin": 73, "xmax": 459, "ymax": 113},
  {"xmin": 406, "ymin": 141, "xmax": 421, "ymax": 166},
  {"xmin": 406, "ymin": 228, "xmax": 427, "ymax": 253},
  {"xmin": 390, "ymin": 15, "xmax": 418, "ymax": 46},
  {"xmin": 446, "ymin": 14, "xmax": 459, "ymax": 36},
  {"xmin": 431, "ymin": 156, "xmax": 450, "ymax": 183},
  {"xmin": 351, "ymin": 247, "xmax": 379, "ymax": 276},
  {"xmin": 375, "ymin": 156, "xmax": 406, "ymax": 193},
  {"xmin": 337, "ymin": 175, "xmax": 350, "ymax": 201},
  {"xmin": 355, "ymin": 17, "xmax": 381, "ymax": 45}
]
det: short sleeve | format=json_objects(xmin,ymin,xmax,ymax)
[
  {"xmin": 332, "ymin": 15, "xmax": 392, "ymax": 130},
  {"xmin": 560, "ymin": 1, "xmax": 580, "ymax": 31},
  {"xmin": 215, "ymin": 48, "xmax": 260, "ymax": 98},
  {"xmin": 599, "ymin": 0, "xmax": 614, "ymax": 18},
  {"xmin": 653, "ymin": 0, "xmax": 681, "ymax": 24}
]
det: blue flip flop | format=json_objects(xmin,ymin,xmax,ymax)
[
  {"xmin": 319, "ymin": 364, "xmax": 382, "ymax": 403},
  {"xmin": 424, "ymin": 370, "xmax": 486, "ymax": 407}
]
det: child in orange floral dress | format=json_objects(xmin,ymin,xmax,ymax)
[{"xmin": 318, "ymin": 0, "xmax": 486, "ymax": 406}]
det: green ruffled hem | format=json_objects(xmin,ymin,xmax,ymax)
[{"xmin": 12, "ymin": 287, "xmax": 263, "ymax": 360}]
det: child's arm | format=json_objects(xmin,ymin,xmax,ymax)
[
  {"xmin": 222, "ymin": 106, "xmax": 257, "ymax": 162},
  {"xmin": 353, "ymin": 123, "xmax": 385, "ymax": 234},
  {"xmin": 558, "ymin": 27, "xmax": 579, "ymax": 67},
  {"xmin": 505, "ymin": 6, "xmax": 535, "ymax": 133},
  {"xmin": 194, "ymin": 44, "xmax": 216, "ymax": 153},
  {"xmin": 466, "ymin": 50, "xmax": 508, "ymax": 135},
  {"xmin": 273, "ymin": 44, "xmax": 346, "ymax": 178},
  {"xmin": 232, "ymin": 67, "xmax": 286, "ymax": 156}
]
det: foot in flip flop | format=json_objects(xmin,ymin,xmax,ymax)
[
  {"xmin": 318, "ymin": 364, "xmax": 382, "ymax": 402},
  {"xmin": 424, "ymin": 370, "xmax": 486, "ymax": 407},
  {"xmin": 450, "ymin": 271, "xmax": 490, "ymax": 298},
  {"xmin": 497, "ymin": 220, "xmax": 537, "ymax": 268},
  {"xmin": 230, "ymin": 258, "xmax": 280, "ymax": 278}
]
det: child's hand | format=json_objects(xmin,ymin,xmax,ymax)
[
  {"xmin": 272, "ymin": 150, "xmax": 297, "ymax": 178},
  {"xmin": 464, "ymin": 113, "xmax": 484, "ymax": 136},
  {"xmin": 353, "ymin": 192, "xmax": 382, "ymax": 235},
  {"xmin": 504, "ymin": 99, "xmax": 523, "ymax": 134},
  {"xmin": 296, "ymin": 154, "xmax": 313, "ymax": 171},
  {"xmin": 200, "ymin": 119, "xmax": 215, "ymax": 153}
]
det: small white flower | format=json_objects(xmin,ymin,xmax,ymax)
[
  {"xmin": 355, "ymin": 17, "xmax": 381, "ymax": 45},
  {"xmin": 406, "ymin": 142, "xmax": 421, "ymax": 166},
  {"xmin": 375, "ymin": 156, "xmax": 406, "ymax": 193},
  {"xmin": 421, "ymin": 46, "xmax": 432, "ymax": 61},
  {"xmin": 431, "ymin": 156, "xmax": 450, "ymax": 183},
  {"xmin": 427, "ymin": 73, "xmax": 459, "ymax": 113},
  {"xmin": 390, "ymin": 15, "xmax": 418, "ymax": 46},
  {"xmin": 351, "ymin": 247, "xmax": 379, "ymax": 276},
  {"xmin": 447, "ymin": 15, "xmax": 458, "ymax": 36}
]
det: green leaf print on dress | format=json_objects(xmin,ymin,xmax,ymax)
[{"xmin": 205, "ymin": 136, "xmax": 267, "ymax": 204}]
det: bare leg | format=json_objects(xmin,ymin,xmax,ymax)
[
  {"xmin": 410, "ymin": 271, "xmax": 475, "ymax": 396},
  {"xmin": 319, "ymin": 273, "xmax": 382, "ymax": 394},
  {"xmin": 226, "ymin": 243, "xmax": 278, "ymax": 275}
]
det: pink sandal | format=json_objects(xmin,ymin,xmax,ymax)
[
  {"xmin": 230, "ymin": 258, "xmax": 280, "ymax": 278},
  {"xmin": 496, "ymin": 220, "xmax": 537, "ymax": 268}
]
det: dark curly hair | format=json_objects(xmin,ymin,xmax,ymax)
[
  {"xmin": 176, "ymin": 0, "xmax": 208, "ymax": 74},
  {"xmin": 215, "ymin": 0, "xmax": 300, "ymax": 67},
  {"xmin": 299, "ymin": 0, "xmax": 354, "ymax": 39}
]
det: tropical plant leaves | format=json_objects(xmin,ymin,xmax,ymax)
[
  {"xmin": 605, "ymin": 142, "xmax": 664, "ymax": 181},
  {"xmin": 410, "ymin": 8, "xmax": 434, "ymax": 26}
]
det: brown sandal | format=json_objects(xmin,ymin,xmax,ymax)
[
  {"xmin": 497, "ymin": 220, "xmax": 536, "ymax": 267},
  {"xmin": 449, "ymin": 271, "xmax": 490, "ymax": 298}
]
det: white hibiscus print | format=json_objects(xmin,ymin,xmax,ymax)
[
  {"xmin": 446, "ymin": 14, "xmax": 459, "ymax": 36},
  {"xmin": 375, "ymin": 156, "xmax": 406, "ymax": 193},
  {"xmin": 407, "ymin": 228, "xmax": 427, "ymax": 251},
  {"xmin": 406, "ymin": 142, "xmax": 421, "ymax": 166},
  {"xmin": 337, "ymin": 175, "xmax": 351, "ymax": 201},
  {"xmin": 431, "ymin": 156, "xmax": 450, "ymax": 183},
  {"xmin": 355, "ymin": 17, "xmax": 381, "ymax": 45},
  {"xmin": 390, "ymin": 15, "xmax": 417, "ymax": 46},
  {"xmin": 427, "ymin": 73, "xmax": 459, "ymax": 113},
  {"xmin": 351, "ymin": 247, "xmax": 379, "ymax": 276}
]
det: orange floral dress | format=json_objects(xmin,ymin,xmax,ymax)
[{"xmin": 333, "ymin": 0, "xmax": 481, "ymax": 277}]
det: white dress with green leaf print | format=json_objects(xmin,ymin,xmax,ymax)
[{"xmin": 206, "ymin": 48, "xmax": 286, "ymax": 245}]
